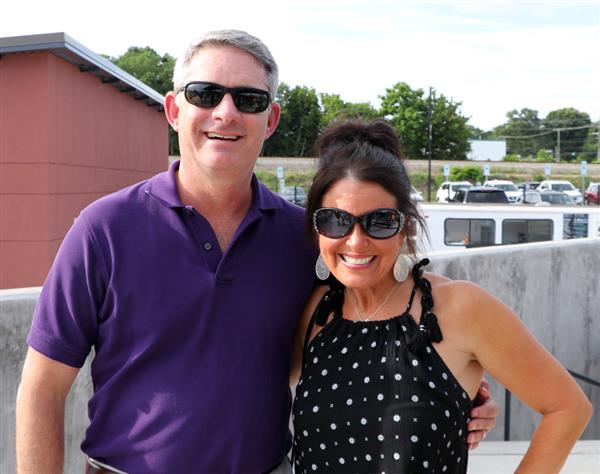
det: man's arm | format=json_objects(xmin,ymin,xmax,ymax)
[
  {"xmin": 16, "ymin": 347, "xmax": 79, "ymax": 474},
  {"xmin": 467, "ymin": 379, "xmax": 499, "ymax": 450}
]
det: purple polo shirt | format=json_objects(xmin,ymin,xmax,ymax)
[{"xmin": 28, "ymin": 161, "xmax": 317, "ymax": 473}]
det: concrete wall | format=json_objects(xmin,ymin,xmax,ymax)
[
  {"xmin": 1, "ymin": 287, "xmax": 93, "ymax": 473},
  {"xmin": 1, "ymin": 239, "xmax": 599, "ymax": 472},
  {"xmin": 428, "ymin": 238, "xmax": 600, "ymax": 441}
]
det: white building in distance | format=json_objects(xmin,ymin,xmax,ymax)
[{"xmin": 467, "ymin": 139, "xmax": 507, "ymax": 161}]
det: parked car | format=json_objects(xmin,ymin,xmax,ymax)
[
  {"xmin": 525, "ymin": 190, "xmax": 574, "ymax": 206},
  {"xmin": 278, "ymin": 186, "xmax": 307, "ymax": 206},
  {"xmin": 410, "ymin": 186, "xmax": 424, "ymax": 202},
  {"xmin": 517, "ymin": 181, "xmax": 540, "ymax": 191},
  {"xmin": 541, "ymin": 190, "xmax": 576, "ymax": 205},
  {"xmin": 537, "ymin": 180, "xmax": 583, "ymax": 204},
  {"xmin": 584, "ymin": 182, "xmax": 600, "ymax": 205},
  {"xmin": 451, "ymin": 186, "xmax": 510, "ymax": 204},
  {"xmin": 483, "ymin": 179, "xmax": 522, "ymax": 203},
  {"xmin": 522, "ymin": 191, "xmax": 550, "ymax": 206},
  {"xmin": 436, "ymin": 181, "xmax": 473, "ymax": 203}
]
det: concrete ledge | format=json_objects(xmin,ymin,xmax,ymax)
[
  {"xmin": 1, "ymin": 287, "xmax": 92, "ymax": 473},
  {"xmin": 468, "ymin": 440, "xmax": 600, "ymax": 473}
]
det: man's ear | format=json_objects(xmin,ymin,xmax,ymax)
[
  {"xmin": 264, "ymin": 102, "xmax": 281, "ymax": 139},
  {"xmin": 164, "ymin": 91, "xmax": 180, "ymax": 132}
]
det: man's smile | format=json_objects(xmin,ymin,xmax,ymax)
[{"xmin": 206, "ymin": 132, "xmax": 240, "ymax": 141}]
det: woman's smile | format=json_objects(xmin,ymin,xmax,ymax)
[{"xmin": 339, "ymin": 254, "xmax": 376, "ymax": 266}]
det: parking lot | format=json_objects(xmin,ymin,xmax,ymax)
[
  {"xmin": 256, "ymin": 157, "xmax": 600, "ymax": 176},
  {"xmin": 256, "ymin": 158, "xmax": 600, "ymax": 206}
]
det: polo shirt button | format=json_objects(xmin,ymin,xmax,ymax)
[{"xmin": 203, "ymin": 242, "xmax": 212, "ymax": 251}]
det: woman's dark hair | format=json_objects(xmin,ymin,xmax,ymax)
[{"xmin": 306, "ymin": 119, "xmax": 426, "ymax": 255}]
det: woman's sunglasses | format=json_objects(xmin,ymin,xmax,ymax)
[
  {"xmin": 313, "ymin": 208, "xmax": 405, "ymax": 239},
  {"xmin": 179, "ymin": 81, "xmax": 271, "ymax": 114}
]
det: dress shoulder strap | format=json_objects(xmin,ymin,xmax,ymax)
[
  {"xmin": 408, "ymin": 258, "xmax": 444, "ymax": 355},
  {"xmin": 301, "ymin": 278, "xmax": 345, "ymax": 364},
  {"xmin": 405, "ymin": 281, "xmax": 419, "ymax": 313}
]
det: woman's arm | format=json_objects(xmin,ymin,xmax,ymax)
[{"xmin": 460, "ymin": 282, "xmax": 593, "ymax": 473}]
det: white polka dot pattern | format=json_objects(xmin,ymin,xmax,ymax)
[{"xmin": 292, "ymin": 281, "xmax": 471, "ymax": 474}]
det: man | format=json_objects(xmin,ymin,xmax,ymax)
[{"xmin": 16, "ymin": 30, "xmax": 497, "ymax": 473}]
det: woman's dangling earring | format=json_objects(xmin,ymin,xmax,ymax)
[
  {"xmin": 315, "ymin": 254, "xmax": 331, "ymax": 280},
  {"xmin": 393, "ymin": 239, "xmax": 411, "ymax": 283}
]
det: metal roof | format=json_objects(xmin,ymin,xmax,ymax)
[{"xmin": 0, "ymin": 32, "xmax": 164, "ymax": 111}]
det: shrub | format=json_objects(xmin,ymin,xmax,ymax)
[
  {"xmin": 409, "ymin": 171, "xmax": 430, "ymax": 188},
  {"xmin": 533, "ymin": 173, "xmax": 545, "ymax": 182},
  {"xmin": 536, "ymin": 150, "xmax": 554, "ymax": 162},
  {"xmin": 449, "ymin": 165, "xmax": 483, "ymax": 184}
]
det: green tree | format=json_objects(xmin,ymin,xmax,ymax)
[
  {"xmin": 431, "ymin": 94, "xmax": 471, "ymax": 160},
  {"xmin": 493, "ymin": 108, "xmax": 544, "ymax": 158},
  {"xmin": 110, "ymin": 46, "xmax": 178, "ymax": 154},
  {"xmin": 379, "ymin": 82, "xmax": 470, "ymax": 161},
  {"xmin": 468, "ymin": 125, "xmax": 494, "ymax": 140},
  {"xmin": 111, "ymin": 46, "xmax": 175, "ymax": 95},
  {"xmin": 580, "ymin": 126, "xmax": 599, "ymax": 162},
  {"xmin": 263, "ymin": 83, "xmax": 322, "ymax": 157},
  {"xmin": 542, "ymin": 108, "xmax": 591, "ymax": 162},
  {"xmin": 320, "ymin": 93, "xmax": 380, "ymax": 128}
]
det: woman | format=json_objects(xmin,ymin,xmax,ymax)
[{"xmin": 290, "ymin": 120, "xmax": 592, "ymax": 474}]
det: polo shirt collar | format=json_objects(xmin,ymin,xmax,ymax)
[{"xmin": 145, "ymin": 159, "xmax": 283, "ymax": 211}]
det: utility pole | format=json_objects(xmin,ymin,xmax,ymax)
[
  {"xmin": 597, "ymin": 122, "xmax": 600, "ymax": 163},
  {"xmin": 427, "ymin": 86, "xmax": 434, "ymax": 201},
  {"xmin": 555, "ymin": 129, "xmax": 561, "ymax": 163}
]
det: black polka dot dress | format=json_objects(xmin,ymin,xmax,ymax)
[{"xmin": 292, "ymin": 264, "xmax": 472, "ymax": 474}]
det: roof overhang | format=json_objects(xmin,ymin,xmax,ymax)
[{"xmin": 0, "ymin": 32, "xmax": 165, "ymax": 112}]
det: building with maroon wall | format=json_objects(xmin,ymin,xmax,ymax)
[{"xmin": 0, "ymin": 33, "xmax": 168, "ymax": 289}]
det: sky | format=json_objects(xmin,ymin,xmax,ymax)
[{"xmin": 1, "ymin": 0, "xmax": 599, "ymax": 130}]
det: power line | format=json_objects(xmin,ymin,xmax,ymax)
[
  {"xmin": 501, "ymin": 130, "xmax": 555, "ymax": 139},
  {"xmin": 495, "ymin": 126, "xmax": 596, "ymax": 133},
  {"xmin": 501, "ymin": 123, "xmax": 598, "ymax": 139}
]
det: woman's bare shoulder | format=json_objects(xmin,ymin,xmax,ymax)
[
  {"xmin": 425, "ymin": 271, "xmax": 484, "ymax": 291},
  {"xmin": 424, "ymin": 271, "xmax": 452, "ymax": 285},
  {"xmin": 424, "ymin": 272, "xmax": 497, "ymax": 314}
]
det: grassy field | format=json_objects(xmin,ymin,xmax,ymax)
[{"xmin": 255, "ymin": 157, "xmax": 600, "ymax": 201}]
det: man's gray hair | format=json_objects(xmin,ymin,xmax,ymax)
[{"xmin": 173, "ymin": 29, "xmax": 279, "ymax": 99}]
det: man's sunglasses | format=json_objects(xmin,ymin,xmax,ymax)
[
  {"xmin": 179, "ymin": 81, "xmax": 271, "ymax": 114},
  {"xmin": 313, "ymin": 208, "xmax": 405, "ymax": 240}
]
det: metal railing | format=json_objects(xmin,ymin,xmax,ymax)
[{"xmin": 504, "ymin": 369, "xmax": 599, "ymax": 441}]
